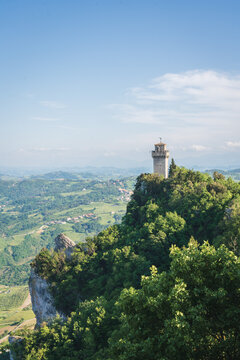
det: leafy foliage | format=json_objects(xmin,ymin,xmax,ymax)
[
  {"xmin": 12, "ymin": 298, "xmax": 109, "ymax": 360},
  {"xmin": 10, "ymin": 167, "xmax": 240, "ymax": 359},
  {"xmin": 111, "ymin": 240, "xmax": 240, "ymax": 359}
]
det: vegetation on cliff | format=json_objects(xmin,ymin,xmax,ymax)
[{"xmin": 10, "ymin": 166, "xmax": 240, "ymax": 359}]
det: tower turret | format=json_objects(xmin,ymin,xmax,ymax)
[{"xmin": 152, "ymin": 140, "xmax": 169, "ymax": 178}]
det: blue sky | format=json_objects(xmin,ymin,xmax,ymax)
[{"xmin": 1, "ymin": 0, "xmax": 240, "ymax": 170}]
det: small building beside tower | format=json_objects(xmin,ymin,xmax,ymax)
[{"xmin": 152, "ymin": 140, "xmax": 169, "ymax": 178}]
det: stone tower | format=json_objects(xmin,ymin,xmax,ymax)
[{"xmin": 152, "ymin": 140, "xmax": 169, "ymax": 178}]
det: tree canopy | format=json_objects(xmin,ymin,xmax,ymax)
[
  {"xmin": 111, "ymin": 240, "xmax": 240, "ymax": 359},
  {"xmin": 9, "ymin": 166, "xmax": 240, "ymax": 359}
]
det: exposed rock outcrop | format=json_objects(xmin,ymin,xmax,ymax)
[
  {"xmin": 29, "ymin": 233, "xmax": 76, "ymax": 327},
  {"xmin": 29, "ymin": 268, "xmax": 57, "ymax": 327},
  {"xmin": 54, "ymin": 233, "xmax": 76, "ymax": 259}
]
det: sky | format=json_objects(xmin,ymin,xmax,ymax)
[{"xmin": 1, "ymin": 0, "xmax": 240, "ymax": 171}]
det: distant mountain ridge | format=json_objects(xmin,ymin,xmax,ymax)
[
  {"xmin": 31, "ymin": 171, "xmax": 79, "ymax": 181},
  {"xmin": 205, "ymin": 168, "xmax": 240, "ymax": 180},
  {"xmin": 0, "ymin": 167, "xmax": 150, "ymax": 180},
  {"xmin": 205, "ymin": 168, "xmax": 240, "ymax": 173}
]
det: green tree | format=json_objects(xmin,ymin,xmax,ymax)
[
  {"xmin": 213, "ymin": 171, "xmax": 225, "ymax": 181},
  {"xmin": 111, "ymin": 240, "xmax": 240, "ymax": 360},
  {"xmin": 11, "ymin": 167, "xmax": 240, "ymax": 359},
  {"xmin": 169, "ymin": 158, "xmax": 177, "ymax": 177},
  {"xmin": 214, "ymin": 196, "xmax": 240, "ymax": 255},
  {"xmin": 11, "ymin": 298, "xmax": 110, "ymax": 360}
]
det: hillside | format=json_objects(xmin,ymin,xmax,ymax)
[
  {"xmin": 0, "ymin": 174, "xmax": 134, "ymax": 286},
  {"xmin": 205, "ymin": 168, "xmax": 240, "ymax": 181},
  {"xmin": 6, "ymin": 166, "xmax": 240, "ymax": 359}
]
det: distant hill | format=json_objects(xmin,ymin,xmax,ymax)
[
  {"xmin": 0, "ymin": 167, "xmax": 150, "ymax": 180},
  {"xmin": 76, "ymin": 167, "xmax": 149, "ymax": 179},
  {"xmin": 75, "ymin": 166, "xmax": 149, "ymax": 176},
  {"xmin": 0, "ymin": 174, "xmax": 135, "ymax": 287},
  {"xmin": 32, "ymin": 171, "xmax": 79, "ymax": 181},
  {"xmin": 30, "ymin": 168, "xmax": 150, "ymax": 181},
  {"xmin": 205, "ymin": 168, "xmax": 240, "ymax": 180}
]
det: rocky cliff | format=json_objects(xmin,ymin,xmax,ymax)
[
  {"xmin": 29, "ymin": 233, "xmax": 76, "ymax": 327},
  {"xmin": 29, "ymin": 269, "xmax": 58, "ymax": 327},
  {"xmin": 54, "ymin": 233, "xmax": 76, "ymax": 259}
]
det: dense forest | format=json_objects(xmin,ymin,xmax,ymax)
[{"xmin": 5, "ymin": 165, "xmax": 240, "ymax": 359}]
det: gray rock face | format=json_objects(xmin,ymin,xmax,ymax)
[
  {"xmin": 29, "ymin": 234, "xmax": 75, "ymax": 327},
  {"xmin": 54, "ymin": 233, "xmax": 76, "ymax": 259},
  {"xmin": 29, "ymin": 268, "xmax": 57, "ymax": 327}
]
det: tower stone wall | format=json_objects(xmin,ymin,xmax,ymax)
[{"xmin": 152, "ymin": 142, "xmax": 169, "ymax": 178}]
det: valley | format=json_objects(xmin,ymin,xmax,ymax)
[{"xmin": 0, "ymin": 173, "xmax": 135, "ymax": 286}]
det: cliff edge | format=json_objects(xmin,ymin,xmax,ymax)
[{"xmin": 29, "ymin": 233, "xmax": 76, "ymax": 327}]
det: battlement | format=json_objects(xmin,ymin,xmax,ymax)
[{"xmin": 152, "ymin": 149, "xmax": 169, "ymax": 158}]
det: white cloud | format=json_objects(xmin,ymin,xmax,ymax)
[
  {"xmin": 25, "ymin": 147, "xmax": 70, "ymax": 152},
  {"xmin": 109, "ymin": 70, "xmax": 240, "ymax": 155},
  {"xmin": 136, "ymin": 70, "xmax": 240, "ymax": 108},
  {"xmin": 40, "ymin": 101, "xmax": 66, "ymax": 109},
  {"xmin": 52, "ymin": 125, "xmax": 78, "ymax": 130},
  {"xmin": 115, "ymin": 70, "xmax": 240, "ymax": 126},
  {"xmin": 226, "ymin": 141, "xmax": 240, "ymax": 148},
  {"xmin": 32, "ymin": 117, "xmax": 59, "ymax": 122},
  {"xmin": 191, "ymin": 145, "xmax": 209, "ymax": 152}
]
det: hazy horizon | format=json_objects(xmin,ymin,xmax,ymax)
[
  {"xmin": 1, "ymin": 1, "xmax": 240, "ymax": 169},
  {"xmin": 1, "ymin": 164, "xmax": 240, "ymax": 179}
]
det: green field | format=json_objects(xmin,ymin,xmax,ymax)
[
  {"xmin": 0, "ymin": 286, "xmax": 28, "ymax": 311},
  {"xmin": 0, "ymin": 174, "xmax": 135, "ymax": 286},
  {"xmin": 0, "ymin": 173, "xmax": 136, "ymax": 341},
  {"xmin": 0, "ymin": 285, "xmax": 34, "ymax": 341}
]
